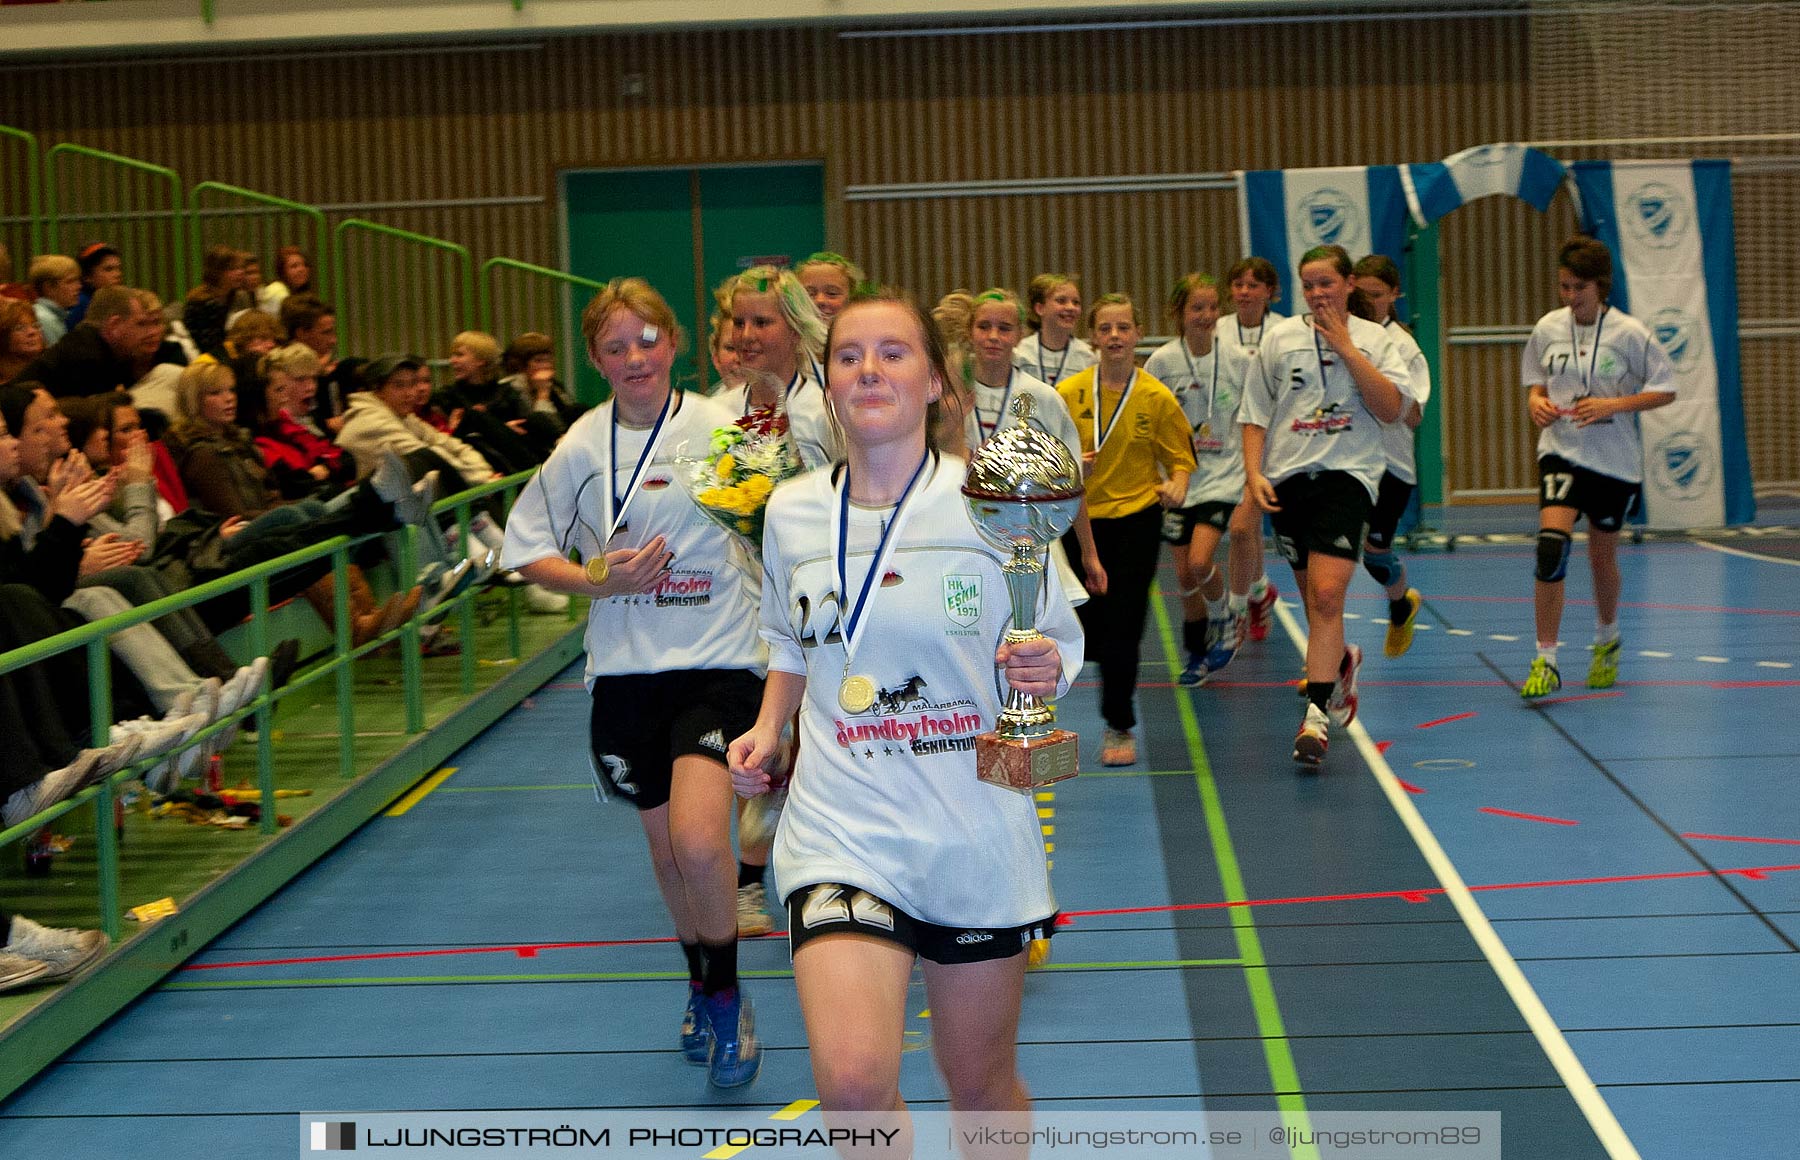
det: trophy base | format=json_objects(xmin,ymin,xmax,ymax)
[{"xmin": 975, "ymin": 730, "xmax": 1079, "ymax": 792}]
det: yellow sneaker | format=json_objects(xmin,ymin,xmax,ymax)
[
  {"xmin": 1384, "ymin": 588, "xmax": 1422, "ymax": 658},
  {"xmin": 1520, "ymin": 656, "xmax": 1562, "ymax": 699},
  {"xmin": 1588, "ymin": 639, "xmax": 1621, "ymax": 689}
]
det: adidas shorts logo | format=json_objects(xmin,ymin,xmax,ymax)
[{"xmin": 698, "ymin": 729, "xmax": 727, "ymax": 753}]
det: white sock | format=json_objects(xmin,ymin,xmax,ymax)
[
  {"xmin": 1249, "ymin": 575, "xmax": 1270, "ymax": 601},
  {"xmin": 1228, "ymin": 592, "xmax": 1249, "ymax": 614},
  {"xmin": 1537, "ymin": 643, "xmax": 1559, "ymax": 666},
  {"xmin": 1207, "ymin": 595, "xmax": 1230, "ymax": 621},
  {"xmin": 1594, "ymin": 621, "xmax": 1619, "ymax": 646}
]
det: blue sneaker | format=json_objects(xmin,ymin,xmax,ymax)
[
  {"xmin": 1178, "ymin": 655, "xmax": 1208, "ymax": 687},
  {"xmin": 704, "ymin": 986, "xmax": 762, "ymax": 1088},
  {"xmin": 679, "ymin": 984, "xmax": 711, "ymax": 1065},
  {"xmin": 1202, "ymin": 616, "xmax": 1242, "ymax": 675}
]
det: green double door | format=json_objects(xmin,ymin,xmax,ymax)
[{"xmin": 561, "ymin": 163, "xmax": 825, "ymax": 404}]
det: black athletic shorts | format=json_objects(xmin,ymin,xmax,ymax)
[
  {"xmin": 1365, "ymin": 472, "xmax": 1417, "ymax": 550},
  {"xmin": 1160, "ymin": 500, "xmax": 1236, "ymax": 546},
  {"xmin": 1537, "ymin": 454, "xmax": 1641, "ymax": 532},
  {"xmin": 1270, "ymin": 471, "xmax": 1373, "ymax": 570},
  {"xmin": 587, "ymin": 668, "xmax": 763, "ymax": 811},
  {"xmin": 785, "ymin": 882, "xmax": 1054, "ymax": 966}
]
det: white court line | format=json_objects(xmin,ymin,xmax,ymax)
[
  {"xmin": 1639, "ymin": 651, "xmax": 1672, "ymax": 658},
  {"xmin": 1757, "ymin": 661, "xmax": 1794, "ymax": 669},
  {"xmin": 1696, "ymin": 656, "xmax": 1730, "ymax": 664},
  {"xmin": 1694, "ymin": 539, "xmax": 1800, "ymax": 568},
  {"xmin": 1446, "ymin": 628, "xmax": 1474, "ymax": 636},
  {"xmin": 1274, "ymin": 602, "xmax": 1643, "ymax": 1160},
  {"xmin": 1488, "ymin": 633, "xmax": 1519, "ymax": 642}
]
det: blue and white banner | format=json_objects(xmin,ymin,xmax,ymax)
[
  {"xmin": 1402, "ymin": 143, "xmax": 1567, "ymax": 227},
  {"xmin": 1572, "ymin": 159, "xmax": 1755, "ymax": 528},
  {"xmin": 1238, "ymin": 165, "xmax": 1410, "ymax": 319}
]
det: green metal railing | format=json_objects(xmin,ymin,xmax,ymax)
[
  {"xmin": 0, "ymin": 126, "xmax": 44, "ymax": 264},
  {"xmin": 479, "ymin": 257, "xmax": 607, "ymax": 391},
  {"xmin": 0, "ymin": 470, "xmax": 537, "ymax": 940},
  {"xmin": 189, "ymin": 182, "xmax": 330, "ymax": 302},
  {"xmin": 333, "ymin": 218, "xmax": 473, "ymax": 358},
  {"xmin": 45, "ymin": 143, "xmax": 188, "ymax": 301}
]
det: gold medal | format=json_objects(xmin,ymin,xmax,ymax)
[
  {"xmin": 584, "ymin": 555, "xmax": 610, "ymax": 585},
  {"xmin": 838, "ymin": 674, "xmax": 876, "ymax": 714}
]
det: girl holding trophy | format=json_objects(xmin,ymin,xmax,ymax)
[{"xmin": 728, "ymin": 291, "xmax": 1082, "ymax": 1123}]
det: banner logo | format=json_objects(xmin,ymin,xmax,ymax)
[
  {"xmin": 1296, "ymin": 188, "xmax": 1359, "ymax": 247},
  {"xmin": 1650, "ymin": 430, "xmax": 1715, "ymax": 497},
  {"xmin": 943, "ymin": 574, "xmax": 981, "ymax": 627},
  {"xmin": 1624, "ymin": 182, "xmax": 1689, "ymax": 249},
  {"xmin": 1650, "ymin": 307, "xmax": 1706, "ymax": 377}
]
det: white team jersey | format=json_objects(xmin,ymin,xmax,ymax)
[
  {"xmin": 500, "ymin": 392, "xmax": 766, "ymax": 685},
  {"xmin": 1520, "ymin": 306, "xmax": 1676, "ymax": 484},
  {"xmin": 1013, "ymin": 332, "xmax": 1098, "ymax": 389},
  {"xmin": 1377, "ymin": 319, "xmax": 1432, "ymax": 485},
  {"xmin": 714, "ymin": 370, "xmax": 840, "ymax": 473},
  {"xmin": 1143, "ymin": 336, "xmax": 1253, "ymax": 506},
  {"xmin": 963, "ymin": 369, "xmax": 1082, "ymax": 465},
  {"xmin": 1214, "ymin": 310, "xmax": 1286, "ymax": 357},
  {"xmin": 762, "ymin": 456, "xmax": 1084, "ymax": 929},
  {"xmin": 1240, "ymin": 314, "xmax": 1415, "ymax": 502}
]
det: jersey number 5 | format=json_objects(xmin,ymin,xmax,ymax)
[{"xmin": 1543, "ymin": 473, "xmax": 1575, "ymax": 503}]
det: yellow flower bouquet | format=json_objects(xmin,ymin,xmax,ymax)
[{"xmin": 678, "ymin": 411, "xmax": 803, "ymax": 549}]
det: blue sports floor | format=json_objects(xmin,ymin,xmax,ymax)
[{"xmin": 2, "ymin": 507, "xmax": 1796, "ymax": 1159}]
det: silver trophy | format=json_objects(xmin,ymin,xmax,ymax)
[{"xmin": 961, "ymin": 395, "xmax": 1085, "ymax": 791}]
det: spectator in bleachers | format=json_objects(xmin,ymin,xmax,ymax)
[
  {"xmin": 501, "ymin": 331, "xmax": 584, "ymax": 439},
  {"xmin": 261, "ymin": 245, "xmax": 314, "ymax": 319},
  {"xmin": 160, "ymin": 360, "xmax": 429, "ymax": 645},
  {"xmin": 18, "ymin": 285, "xmax": 163, "ymax": 398},
  {"xmin": 1, "ymin": 298, "xmax": 45, "ymax": 385},
  {"xmin": 0, "ymin": 242, "xmax": 31, "ymax": 302},
  {"xmin": 230, "ymin": 255, "xmax": 265, "ymax": 330},
  {"xmin": 339, "ymin": 354, "xmax": 500, "ymax": 492},
  {"xmin": 66, "ymin": 242, "xmax": 123, "ymax": 330},
  {"xmin": 279, "ymin": 293, "xmax": 353, "ymax": 435},
  {"xmin": 0, "ymin": 386, "xmax": 260, "ymax": 746},
  {"xmin": 29, "ymin": 255, "xmax": 81, "ymax": 347},
  {"xmin": 182, "ymin": 246, "xmax": 248, "ymax": 359},
  {"xmin": 253, "ymin": 343, "xmax": 356, "ymax": 497},
  {"xmin": 437, "ymin": 331, "xmax": 541, "ymax": 474}
]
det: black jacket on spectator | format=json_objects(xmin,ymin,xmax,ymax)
[
  {"xmin": 311, "ymin": 358, "xmax": 361, "ymax": 434},
  {"xmin": 17, "ymin": 324, "xmax": 136, "ymax": 398},
  {"xmin": 436, "ymin": 376, "xmax": 541, "ymax": 475},
  {"xmin": 183, "ymin": 298, "xmax": 230, "ymax": 359}
]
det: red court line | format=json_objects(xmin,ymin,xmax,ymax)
[
  {"xmin": 1397, "ymin": 779, "xmax": 1426, "ymax": 795},
  {"xmin": 1683, "ymin": 831, "xmax": 1800, "ymax": 847},
  {"xmin": 184, "ymin": 862, "xmax": 1800, "ymax": 971},
  {"xmin": 1418, "ymin": 712, "xmax": 1478, "ymax": 729},
  {"xmin": 1480, "ymin": 807, "xmax": 1581, "ymax": 826}
]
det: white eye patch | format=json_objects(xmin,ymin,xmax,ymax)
[{"xmin": 641, "ymin": 325, "xmax": 659, "ymax": 343}]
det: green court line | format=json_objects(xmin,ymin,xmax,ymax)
[
  {"xmin": 1151, "ymin": 585, "xmax": 1318, "ymax": 1159},
  {"xmin": 162, "ymin": 957, "xmax": 1248, "ymax": 991}
]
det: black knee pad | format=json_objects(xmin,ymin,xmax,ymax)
[{"xmin": 1535, "ymin": 529, "xmax": 1573, "ymax": 583}]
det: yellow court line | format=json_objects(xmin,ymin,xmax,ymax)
[
  {"xmin": 1036, "ymin": 807, "xmax": 1054, "ymax": 819},
  {"xmin": 386, "ymin": 767, "xmax": 458, "ymax": 816},
  {"xmin": 772, "ymin": 1100, "xmax": 820, "ymax": 1121}
]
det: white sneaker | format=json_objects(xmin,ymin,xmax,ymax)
[
  {"xmin": 0, "ymin": 951, "xmax": 52, "ymax": 993},
  {"xmin": 739, "ymin": 786, "xmax": 786, "ymax": 848},
  {"xmin": 1326, "ymin": 644, "xmax": 1362, "ymax": 728},
  {"xmin": 469, "ymin": 511, "xmax": 508, "ymax": 556},
  {"xmin": 2, "ymin": 749, "xmax": 106, "ymax": 828},
  {"xmin": 3, "ymin": 915, "xmax": 109, "ymax": 983},
  {"xmin": 523, "ymin": 584, "xmax": 570, "ymax": 614},
  {"xmin": 1293, "ymin": 704, "xmax": 1330, "ymax": 766}
]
